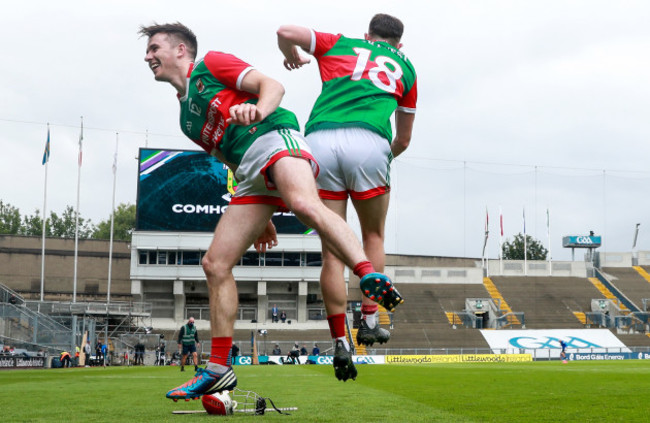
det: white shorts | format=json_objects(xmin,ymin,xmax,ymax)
[
  {"xmin": 307, "ymin": 128, "xmax": 392, "ymax": 200},
  {"xmin": 232, "ymin": 128, "xmax": 318, "ymax": 208}
]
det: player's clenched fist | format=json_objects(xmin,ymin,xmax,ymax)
[{"xmin": 227, "ymin": 103, "xmax": 262, "ymax": 126}]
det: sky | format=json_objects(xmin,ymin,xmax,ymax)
[{"xmin": 1, "ymin": 0, "xmax": 649, "ymax": 261}]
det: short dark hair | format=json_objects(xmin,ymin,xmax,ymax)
[
  {"xmin": 368, "ymin": 13, "xmax": 404, "ymax": 44},
  {"xmin": 138, "ymin": 22, "xmax": 198, "ymax": 60}
]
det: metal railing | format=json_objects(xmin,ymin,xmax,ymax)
[
  {"xmin": 185, "ymin": 306, "xmax": 257, "ymax": 322},
  {"xmin": 184, "ymin": 306, "xmax": 330, "ymax": 322},
  {"xmin": 0, "ymin": 283, "xmax": 24, "ymax": 306},
  {"xmin": 0, "ymin": 303, "xmax": 73, "ymax": 353},
  {"xmin": 495, "ymin": 312, "xmax": 526, "ymax": 329},
  {"xmin": 24, "ymin": 300, "xmax": 152, "ymax": 316}
]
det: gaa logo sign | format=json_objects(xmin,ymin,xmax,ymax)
[
  {"xmin": 317, "ymin": 356, "xmax": 333, "ymax": 365},
  {"xmin": 575, "ymin": 236, "xmax": 594, "ymax": 245},
  {"xmin": 236, "ymin": 356, "xmax": 252, "ymax": 365}
]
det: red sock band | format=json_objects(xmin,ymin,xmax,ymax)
[
  {"xmin": 361, "ymin": 304, "xmax": 378, "ymax": 315},
  {"xmin": 327, "ymin": 313, "xmax": 346, "ymax": 339},
  {"xmin": 210, "ymin": 337, "xmax": 232, "ymax": 366},
  {"xmin": 353, "ymin": 261, "xmax": 375, "ymax": 278}
]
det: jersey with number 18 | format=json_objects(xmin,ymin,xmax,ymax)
[{"xmin": 305, "ymin": 31, "xmax": 417, "ymax": 143}]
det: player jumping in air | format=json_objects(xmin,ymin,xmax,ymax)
[
  {"xmin": 139, "ymin": 22, "xmax": 402, "ymax": 397},
  {"xmin": 277, "ymin": 13, "xmax": 416, "ymax": 352}
]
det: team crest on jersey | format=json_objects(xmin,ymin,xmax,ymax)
[
  {"xmin": 196, "ymin": 78, "xmax": 205, "ymax": 93},
  {"xmin": 248, "ymin": 126, "xmax": 258, "ymax": 135},
  {"xmin": 226, "ymin": 168, "xmax": 238, "ymax": 196}
]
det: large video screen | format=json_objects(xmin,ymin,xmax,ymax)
[{"xmin": 136, "ymin": 148, "xmax": 309, "ymax": 233}]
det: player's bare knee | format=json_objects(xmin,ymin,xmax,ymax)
[
  {"xmin": 289, "ymin": 198, "xmax": 321, "ymax": 227},
  {"xmin": 362, "ymin": 231, "xmax": 384, "ymax": 246},
  {"xmin": 202, "ymin": 255, "xmax": 231, "ymax": 282}
]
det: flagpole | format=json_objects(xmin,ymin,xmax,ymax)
[
  {"xmin": 482, "ymin": 207, "xmax": 489, "ymax": 276},
  {"xmin": 547, "ymin": 208, "xmax": 552, "ymax": 276},
  {"xmin": 40, "ymin": 124, "xmax": 51, "ymax": 302},
  {"xmin": 73, "ymin": 116, "xmax": 83, "ymax": 303},
  {"xmin": 499, "ymin": 206, "xmax": 503, "ymax": 275},
  {"xmin": 107, "ymin": 133, "xmax": 119, "ymax": 304},
  {"xmin": 523, "ymin": 207, "xmax": 527, "ymax": 276}
]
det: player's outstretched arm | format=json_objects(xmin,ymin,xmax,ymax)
[
  {"xmin": 277, "ymin": 25, "xmax": 312, "ymax": 70},
  {"xmin": 227, "ymin": 70, "xmax": 285, "ymax": 126}
]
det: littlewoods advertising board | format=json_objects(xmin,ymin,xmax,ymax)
[
  {"xmin": 231, "ymin": 355, "xmax": 533, "ymax": 365},
  {"xmin": 136, "ymin": 149, "xmax": 309, "ymax": 233}
]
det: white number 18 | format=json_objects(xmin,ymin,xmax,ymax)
[{"xmin": 351, "ymin": 47, "xmax": 403, "ymax": 94}]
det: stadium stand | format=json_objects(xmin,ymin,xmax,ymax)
[
  {"xmin": 615, "ymin": 333, "xmax": 650, "ymax": 347},
  {"xmin": 483, "ymin": 277, "xmax": 521, "ymax": 325},
  {"xmin": 588, "ymin": 277, "xmax": 630, "ymax": 311},
  {"xmin": 488, "ymin": 276, "xmax": 602, "ymax": 329},
  {"xmin": 385, "ymin": 283, "xmax": 491, "ymax": 350},
  {"xmin": 603, "ymin": 267, "xmax": 650, "ymax": 311},
  {"xmin": 633, "ymin": 266, "xmax": 650, "ymax": 284}
]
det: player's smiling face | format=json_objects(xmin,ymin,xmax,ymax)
[{"xmin": 144, "ymin": 33, "xmax": 177, "ymax": 82}]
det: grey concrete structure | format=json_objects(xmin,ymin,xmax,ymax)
[{"xmin": 0, "ymin": 235, "xmax": 131, "ymax": 302}]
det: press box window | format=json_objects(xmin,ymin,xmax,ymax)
[
  {"xmin": 182, "ymin": 251, "xmax": 201, "ymax": 266},
  {"xmin": 305, "ymin": 253, "xmax": 322, "ymax": 267},
  {"xmin": 264, "ymin": 252, "xmax": 283, "ymax": 267},
  {"xmin": 284, "ymin": 252, "xmax": 301, "ymax": 267},
  {"xmin": 241, "ymin": 252, "xmax": 260, "ymax": 266}
]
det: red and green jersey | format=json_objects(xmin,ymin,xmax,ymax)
[
  {"xmin": 179, "ymin": 51, "xmax": 300, "ymax": 165},
  {"xmin": 305, "ymin": 31, "xmax": 418, "ymax": 142}
]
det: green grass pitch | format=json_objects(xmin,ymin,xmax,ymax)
[{"xmin": 1, "ymin": 361, "xmax": 649, "ymax": 422}]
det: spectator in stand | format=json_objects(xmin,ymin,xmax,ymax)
[
  {"xmin": 272, "ymin": 344, "xmax": 281, "ymax": 355},
  {"xmin": 312, "ymin": 344, "xmax": 320, "ymax": 356},
  {"xmin": 74, "ymin": 345, "xmax": 80, "ymax": 366},
  {"xmin": 280, "ymin": 311, "xmax": 287, "ymax": 323},
  {"xmin": 271, "ymin": 304, "xmax": 279, "ymax": 323},
  {"xmin": 300, "ymin": 344, "xmax": 308, "ymax": 356}
]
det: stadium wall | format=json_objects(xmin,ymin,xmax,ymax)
[
  {"xmin": 0, "ymin": 235, "xmax": 131, "ymax": 301},
  {"xmin": 597, "ymin": 251, "xmax": 650, "ymax": 267},
  {"xmin": 486, "ymin": 259, "xmax": 588, "ymax": 277}
]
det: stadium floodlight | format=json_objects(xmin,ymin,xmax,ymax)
[{"xmin": 633, "ymin": 223, "xmax": 641, "ymax": 249}]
